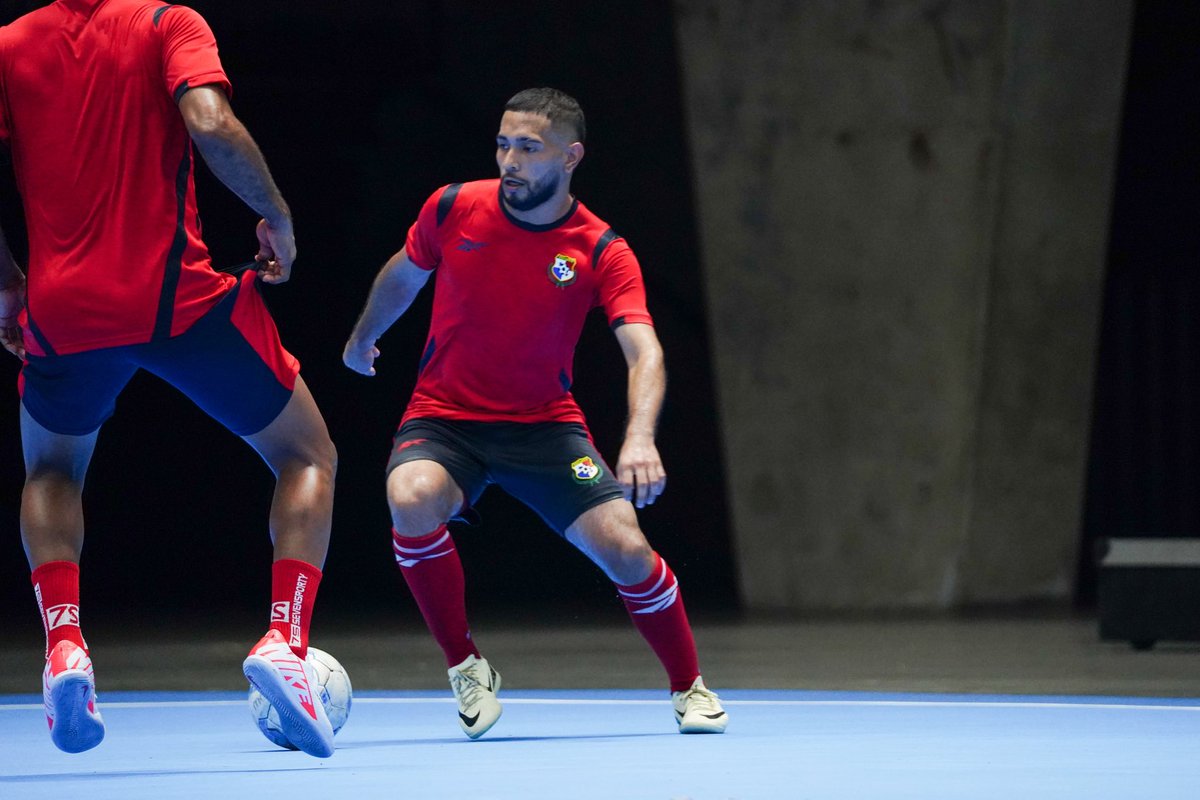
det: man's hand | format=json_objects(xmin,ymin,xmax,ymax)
[
  {"xmin": 0, "ymin": 275, "xmax": 27, "ymax": 359},
  {"xmin": 343, "ymin": 336, "xmax": 381, "ymax": 376},
  {"xmin": 255, "ymin": 217, "xmax": 296, "ymax": 284},
  {"xmin": 616, "ymin": 433, "xmax": 667, "ymax": 509}
]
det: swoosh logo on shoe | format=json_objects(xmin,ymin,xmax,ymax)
[
  {"xmin": 702, "ymin": 712, "xmax": 727, "ymax": 719},
  {"xmin": 459, "ymin": 711, "xmax": 480, "ymax": 727}
]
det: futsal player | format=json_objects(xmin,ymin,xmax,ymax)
[
  {"xmin": 0, "ymin": 1, "xmax": 337, "ymax": 756},
  {"xmin": 343, "ymin": 87, "xmax": 728, "ymax": 738}
]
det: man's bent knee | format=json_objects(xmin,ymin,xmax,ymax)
[{"xmin": 387, "ymin": 462, "xmax": 460, "ymax": 535}]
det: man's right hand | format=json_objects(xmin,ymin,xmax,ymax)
[{"xmin": 343, "ymin": 336, "xmax": 381, "ymax": 376}]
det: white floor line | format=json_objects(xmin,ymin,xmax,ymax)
[{"xmin": 2, "ymin": 697, "xmax": 1198, "ymax": 712}]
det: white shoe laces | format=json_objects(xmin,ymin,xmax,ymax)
[
  {"xmin": 451, "ymin": 663, "xmax": 489, "ymax": 708},
  {"xmin": 679, "ymin": 684, "xmax": 722, "ymax": 715}
]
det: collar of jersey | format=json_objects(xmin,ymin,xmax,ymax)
[{"xmin": 497, "ymin": 187, "xmax": 579, "ymax": 233}]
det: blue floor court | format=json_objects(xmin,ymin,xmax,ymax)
[{"xmin": 2, "ymin": 688, "xmax": 1198, "ymax": 799}]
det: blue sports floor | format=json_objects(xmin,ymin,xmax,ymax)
[{"xmin": 1, "ymin": 689, "xmax": 1198, "ymax": 799}]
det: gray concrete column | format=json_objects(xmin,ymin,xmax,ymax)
[{"xmin": 674, "ymin": 0, "xmax": 1131, "ymax": 610}]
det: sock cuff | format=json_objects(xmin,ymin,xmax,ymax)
[
  {"xmin": 616, "ymin": 551, "xmax": 668, "ymax": 595},
  {"xmin": 272, "ymin": 558, "xmax": 323, "ymax": 581},
  {"xmin": 393, "ymin": 525, "xmax": 454, "ymax": 568},
  {"xmin": 392, "ymin": 524, "xmax": 450, "ymax": 548},
  {"xmin": 31, "ymin": 560, "xmax": 80, "ymax": 588}
]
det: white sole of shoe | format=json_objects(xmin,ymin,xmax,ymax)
[
  {"xmin": 48, "ymin": 671, "xmax": 104, "ymax": 753},
  {"xmin": 243, "ymin": 657, "xmax": 334, "ymax": 758}
]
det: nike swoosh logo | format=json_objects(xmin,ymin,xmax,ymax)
[
  {"xmin": 702, "ymin": 712, "xmax": 727, "ymax": 719},
  {"xmin": 459, "ymin": 711, "xmax": 480, "ymax": 727}
]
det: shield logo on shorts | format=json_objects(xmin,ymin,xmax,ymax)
[
  {"xmin": 570, "ymin": 456, "xmax": 601, "ymax": 482},
  {"xmin": 548, "ymin": 253, "xmax": 578, "ymax": 287}
]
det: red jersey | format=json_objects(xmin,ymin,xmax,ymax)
[
  {"xmin": 402, "ymin": 179, "xmax": 654, "ymax": 424},
  {"xmin": 0, "ymin": 0, "xmax": 236, "ymax": 357}
]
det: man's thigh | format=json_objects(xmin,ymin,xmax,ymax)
[
  {"xmin": 136, "ymin": 272, "xmax": 298, "ymax": 437},
  {"xmin": 487, "ymin": 422, "xmax": 625, "ymax": 535},
  {"xmin": 387, "ymin": 418, "xmax": 490, "ymax": 515},
  {"xmin": 20, "ymin": 348, "xmax": 138, "ymax": 436}
]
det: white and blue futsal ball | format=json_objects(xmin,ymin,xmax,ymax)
[{"xmin": 248, "ymin": 646, "xmax": 353, "ymax": 749}]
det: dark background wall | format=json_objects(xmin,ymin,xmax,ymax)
[
  {"xmin": 0, "ymin": 0, "xmax": 735, "ymax": 638},
  {"xmin": 1080, "ymin": 1, "xmax": 1200, "ymax": 604},
  {"xmin": 0, "ymin": 0, "xmax": 1196, "ymax": 635}
]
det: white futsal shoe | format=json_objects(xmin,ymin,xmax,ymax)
[
  {"xmin": 672, "ymin": 676, "xmax": 728, "ymax": 733},
  {"xmin": 448, "ymin": 654, "xmax": 502, "ymax": 739},
  {"xmin": 43, "ymin": 640, "xmax": 105, "ymax": 753},
  {"xmin": 243, "ymin": 630, "xmax": 335, "ymax": 758}
]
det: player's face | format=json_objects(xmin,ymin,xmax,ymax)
[{"xmin": 496, "ymin": 111, "xmax": 578, "ymax": 212}]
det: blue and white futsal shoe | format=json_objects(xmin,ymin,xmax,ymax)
[
  {"xmin": 43, "ymin": 640, "xmax": 105, "ymax": 753},
  {"xmin": 672, "ymin": 676, "xmax": 728, "ymax": 733},
  {"xmin": 448, "ymin": 654, "xmax": 502, "ymax": 739},
  {"xmin": 243, "ymin": 629, "xmax": 335, "ymax": 757}
]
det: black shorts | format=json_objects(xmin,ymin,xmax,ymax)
[{"xmin": 387, "ymin": 417, "xmax": 626, "ymax": 535}]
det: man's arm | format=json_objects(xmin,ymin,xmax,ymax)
[
  {"xmin": 0, "ymin": 222, "xmax": 26, "ymax": 359},
  {"xmin": 613, "ymin": 322, "xmax": 668, "ymax": 508},
  {"xmin": 177, "ymin": 85, "xmax": 295, "ymax": 284},
  {"xmin": 342, "ymin": 247, "xmax": 433, "ymax": 376}
]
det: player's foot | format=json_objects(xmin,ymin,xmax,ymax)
[
  {"xmin": 43, "ymin": 640, "xmax": 105, "ymax": 753},
  {"xmin": 448, "ymin": 654, "xmax": 502, "ymax": 739},
  {"xmin": 243, "ymin": 630, "xmax": 335, "ymax": 758},
  {"xmin": 672, "ymin": 676, "xmax": 728, "ymax": 734}
]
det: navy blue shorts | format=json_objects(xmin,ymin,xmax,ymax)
[
  {"xmin": 19, "ymin": 271, "xmax": 299, "ymax": 436},
  {"xmin": 387, "ymin": 417, "xmax": 626, "ymax": 535}
]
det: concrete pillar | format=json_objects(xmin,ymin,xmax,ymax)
[{"xmin": 674, "ymin": 0, "xmax": 1131, "ymax": 609}]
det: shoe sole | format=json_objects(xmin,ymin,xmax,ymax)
[
  {"xmin": 676, "ymin": 713, "xmax": 728, "ymax": 734},
  {"xmin": 48, "ymin": 671, "xmax": 104, "ymax": 753},
  {"xmin": 243, "ymin": 657, "xmax": 334, "ymax": 758}
]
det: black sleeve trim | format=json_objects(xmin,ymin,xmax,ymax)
[
  {"xmin": 609, "ymin": 315, "xmax": 628, "ymax": 331},
  {"xmin": 436, "ymin": 184, "xmax": 463, "ymax": 227},
  {"xmin": 153, "ymin": 4, "xmax": 176, "ymax": 27},
  {"xmin": 172, "ymin": 80, "xmax": 191, "ymax": 104},
  {"xmin": 417, "ymin": 337, "xmax": 438, "ymax": 375},
  {"xmin": 591, "ymin": 228, "xmax": 620, "ymax": 270}
]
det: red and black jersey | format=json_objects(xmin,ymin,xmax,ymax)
[
  {"xmin": 402, "ymin": 179, "xmax": 654, "ymax": 424},
  {"xmin": 0, "ymin": 0, "xmax": 236, "ymax": 356}
]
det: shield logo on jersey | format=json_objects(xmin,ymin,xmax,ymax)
[
  {"xmin": 570, "ymin": 456, "xmax": 602, "ymax": 482},
  {"xmin": 548, "ymin": 253, "xmax": 578, "ymax": 287}
]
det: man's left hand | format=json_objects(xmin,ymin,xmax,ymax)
[{"xmin": 616, "ymin": 434, "xmax": 667, "ymax": 509}]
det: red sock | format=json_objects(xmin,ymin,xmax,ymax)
[
  {"xmin": 31, "ymin": 561, "xmax": 87, "ymax": 659},
  {"xmin": 617, "ymin": 552, "xmax": 700, "ymax": 692},
  {"xmin": 269, "ymin": 558, "xmax": 322, "ymax": 659},
  {"xmin": 393, "ymin": 526, "xmax": 478, "ymax": 667}
]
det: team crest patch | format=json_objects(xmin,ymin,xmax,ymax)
[
  {"xmin": 570, "ymin": 456, "xmax": 602, "ymax": 482},
  {"xmin": 548, "ymin": 253, "xmax": 578, "ymax": 287}
]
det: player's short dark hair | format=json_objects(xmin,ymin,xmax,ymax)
[{"xmin": 505, "ymin": 87, "xmax": 586, "ymax": 144}]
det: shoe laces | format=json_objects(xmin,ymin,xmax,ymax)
[
  {"xmin": 450, "ymin": 662, "xmax": 489, "ymax": 707},
  {"xmin": 679, "ymin": 683, "xmax": 722, "ymax": 713}
]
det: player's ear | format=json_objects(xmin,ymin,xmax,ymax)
[{"xmin": 564, "ymin": 142, "xmax": 584, "ymax": 174}]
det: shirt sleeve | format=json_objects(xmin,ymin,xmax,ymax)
[
  {"xmin": 596, "ymin": 238, "xmax": 654, "ymax": 328},
  {"xmin": 404, "ymin": 186, "xmax": 451, "ymax": 271},
  {"xmin": 158, "ymin": 6, "xmax": 231, "ymax": 103}
]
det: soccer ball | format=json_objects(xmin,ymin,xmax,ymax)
[{"xmin": 249, "ymin": 646, "xmax": 352, "ymax": 749}]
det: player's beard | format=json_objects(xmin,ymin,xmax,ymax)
[{"xmin": 504, "ymin": 172, "xmax": 561, "ymax": 212}]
